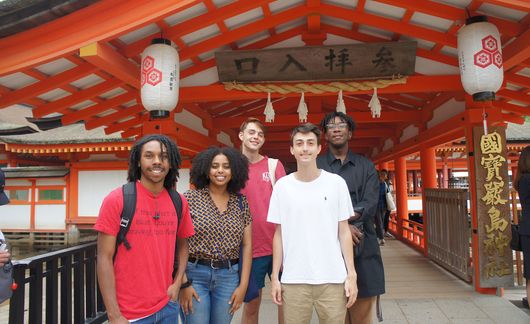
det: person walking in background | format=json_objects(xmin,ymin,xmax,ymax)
[
  {"xmin": 269, "ymin": 123, "xmax": 357, "ymax": 324},
  {"xmin": 515, "ymin": 146, "xmax": 530, "ymax": 308},
  {"xmin": 375, "ymin": 170, "xmax": 388, "ymax": 246},
  {"xmin": 317, "ymin": 112, "xmax": 385, "ymax": 324},
  {"xmin": 95, "ymin": 134, "xmax": 195, "ymax": 324},
  {"xmin": 239, "ymin": 118, "xmax": 286, "ymax": 324},
  {"xmin": 179, "ymin": 146, "xmax": 252, "ymax": 324},
  {"xmin": 381, "ymin": 170, "xmax": 394, "ymax": 238}
]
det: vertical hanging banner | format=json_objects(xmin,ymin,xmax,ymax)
[{"xmin": 472, "ymin": 126, "xmax": 513, "ymax": 287}]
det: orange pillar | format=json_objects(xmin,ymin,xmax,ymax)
[
  {"xmin": 420, "ymin": 147, "xmax": 437, "ymax": 256},
  {"xmin": 442, "ymin": 153, "xmax": 449, "ymax": 188},
  {"xmin": 395, "ymin": 156, "xmax": 408, "ymax": 240}
]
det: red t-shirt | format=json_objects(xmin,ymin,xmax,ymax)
[
  {"xmin": 94, "ymin": 182, "xmax": 194, "ymax": 320},
  {"xmin": 240, "ymin": 157, "xmax": 286, "ymax": 257}
]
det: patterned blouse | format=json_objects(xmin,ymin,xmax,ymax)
[{"xmin": 184, "ymin": 188, "xmax": 252, "ymax": 260}]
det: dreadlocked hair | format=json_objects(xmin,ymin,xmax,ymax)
[
  {"xmin": 127, "ymin": 134, "xmax": 181, "ymax": 190},
  {"xmin": 319, "ymin": 111, "xmax": 356, "ymax": 133},
  {"xmin": 190, "ymin": 146, "xmax": 249, "ymax": 194}
]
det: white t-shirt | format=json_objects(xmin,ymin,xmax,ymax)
[{"xmin": 267, "ymin": 170, "xmax": 354, "ymax": 284}]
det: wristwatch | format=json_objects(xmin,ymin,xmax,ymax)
[{"xmin": 181, "ymin": 279, "xmax": 193, "ymax": 289}]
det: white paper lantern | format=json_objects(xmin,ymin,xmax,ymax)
[
  {"xmin": 140, "ymin": 38, "xmax": 179, "ymax": 118},
  {"xmin": 458, "ymin": 16, "xmax": 503, "ymax": 101}
]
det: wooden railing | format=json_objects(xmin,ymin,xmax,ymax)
[{"xmin": 9, "ymin": 242, "xmax": 107, "ymax": 324}]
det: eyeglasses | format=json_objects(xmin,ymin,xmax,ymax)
[{"xmin": 326, "ymin": 123, "xmax": 348, "ymax": 130}]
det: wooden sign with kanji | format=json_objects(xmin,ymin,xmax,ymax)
[{"xmin": 215, "ymin": 41, "xmax": 416, "ymax": 83}]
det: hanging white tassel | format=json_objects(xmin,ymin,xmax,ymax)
[
  {"xmin": 368, "ymin": 87, "xmax": 381, "ymax": 118},
  {"xmin": 336, "ymin": 90, "xmax": 346, "ymax": 113},
  {"xmin": 297, "ymin": 92, "xmax": 308, "ymax": 123},
  {"xmin": 263, "ymin": 92, "xmax": 275, "ymax": 123}
]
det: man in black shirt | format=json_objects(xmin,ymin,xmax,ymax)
[{"xmin": 317, "ymin": 112, "xmax": 385, "ymax": 324}]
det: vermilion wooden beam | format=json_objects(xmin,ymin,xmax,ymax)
[
  {"xmin": 493, "ymin": 101, "xmax": 530, "ymax": 116},
  {"xmin": 33, "ymin": 79, "xmax": 123, "ymax": 118},
  {"xmin": 214, "ymin": 111, "xmax": 420, "ymax": 128},
  {"xmin": 502, "ymin": 28, "xmax": 530, "ymax": 70},
  {"xmin": 85, "ymin": 105, "xmax": 144, "ymax": 130},
  {"xmin": 0, "ymin": 0, "xmax": 201, "ymax": 75},
  {"xmin": 376, "ymin": 0, "xmax": 522, "ymax": 37},
  {"xmin": 502, "ymin": 112, "xmax": 526, "ymax": 124},
  {"xmin": 0, "ymin": 63, "xmax": 97, "ymax": 109},
  {"xmin": 497, "ymin": 88, "xmax": 530, "ymax": 105},
  {"xmin": 61, "ymin": 92, "xmax": 137, "ymax": 125},
  {"xmin": 481, "ymin": 0, "xmax": 530, "ymax": 12},
  {"xmin": 181, "ymin": 25, "xmax": 304, "ymax": 79},
  {"xmin": 179, "ymin": 75, "xmax": 462, "ymax": 103},
  {"xmin": 319, "ymin": 3, "xmax": 456, "ymax": 47},
  {"xmin": 265, "ymin": 128, "xmax": 395, "ymax": 142},
  {"xmin": 105, "ymin": 114, "xmax": 146, "ymax": 135},
  {"xmin": 178, "ymin": 6, "xmax": 310, "ymax": 62},
  {"xmin": 80, "ymin": 42, "xmax": 140, "ymax": 89},
  {"xmin": 506, "ymin": 73, "xmax": 530, "ymax": 88},
  {"xmin": 123, "ymin": 0, "xmax": 275, "ymax": 58},
  {"xmin": 320, "ymin": 24, "xmax": 458, "ymax": 67}
]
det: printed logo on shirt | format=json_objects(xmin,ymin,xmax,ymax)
[{"xmin": 262, "ymin": 172, "xmax": 271, "ymax": 182}]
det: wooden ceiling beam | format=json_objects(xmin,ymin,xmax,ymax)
[
  {"xmin": 179, "ymin": 75, "xmax": 463, "ymax": 103},
  {"xmin": 480, "ymin": 0, "xmax": 530, "ymax": 12},
  {"xmin": 85, "ymin": 104, "xmax": 144, "ymax": 130},
  {"xmin": 214, "ymin": 111, "xmax": 421, "ymax": 128},
  {"xmin": 497, "ymin": 88, "xmax": 530, "ymax": 105},
  {"xmin": 0, "ymin": 63, "xmax": 97, "ymax": 108},
  {"xmin": 178, "ymin": 6, "xmax": 310, "ymax": 61},
  {"xmin": 33, "ymin": 79, "xmax": 123, "ymax": 118},
  {"xmin": 105, "ymin": 114, "xmax": 146, "ymax": 135},
  {"xmin": 320, "ymin": 3, "xmax": 456, "ymax": 47},
  {"xmin": 506, "ymin": 73, "xmax": 530, "ymax": 88},
  {"xmin": 181, "ymin": 25, "xmax": 304, "ymax": 79},
  {"xmin": 61, "ymin": 92, "xmax": 137, "ymax": 125},
  {"xmin": 320, "ymin": 24, "xmax": 458, "ymax": 67},
  {"xmin": 0, "ymin": 0, "xmax": 201, "ymax": 75},
  {"xmin": 493, "ymin": 101, "xmax": 530, "ymax": 116},
  {"xmin": 80, "ymin": 42, "xmax": 140, "ymax": 89},
  {"xmin": 123, "ymin": 0, "xmax": 276, "ymax": 58},
  {"xmin": 502, "ymin": 28, "xmax": 530, "ymax": 70},
  {"xmin": 375, "ymin": 0, "xmax": 523, "ymax": 37}
]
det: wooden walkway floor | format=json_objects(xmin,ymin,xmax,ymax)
[
  {"xmin": 1, "ymin": 237, "xmax": 528, "ymax": 323},
  {"xmin": 234, "ymin": 237, "xmax": 530, "ymax": 323}
]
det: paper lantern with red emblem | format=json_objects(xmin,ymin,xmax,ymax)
[
  {"xmin": 140, "ymin": 38, "xmax": 179, "ymax": 118},
  {"xmin": 457, "ymin": 16, "xmax": 503, "ymax": 101}
]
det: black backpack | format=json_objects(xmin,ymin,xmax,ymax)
[{"xmin": 114, "ymin": 182, "xmax": 183, "ymax": 273}]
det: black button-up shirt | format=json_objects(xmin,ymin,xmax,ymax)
[{"xmin": 317, "ymin": 149, "xmax": 385, "ymax": 297}]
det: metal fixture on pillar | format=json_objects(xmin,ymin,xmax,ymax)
[
  {"xmin": 457, "ymin": 15, "xmax": 503, "ymax": 102},
  {"xmin": 140, "ymin": 38, "xmax": 179, "ymax": 119}
]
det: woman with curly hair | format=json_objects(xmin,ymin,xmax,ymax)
[
  {"xmin": 515, "ymin": 146, "xmax": 530, "ymax": 308},
  {"xmin": 179, "ymin": 146, "xmax": 252, "ymax": 323}
]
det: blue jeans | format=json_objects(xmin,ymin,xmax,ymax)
[
  {"xmin": 181, "ymin": 261, "xmax": 240, "ymax": 324},
  {"xmin": 134, "ymin": 300, "xmax": 179, "ymax": 323}
]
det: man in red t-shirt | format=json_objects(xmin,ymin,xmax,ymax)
[
  {"xmin": 95, "ymin": 134, "xmax": 194, "ymax": 323},
  {"xmin": 239, "ymin": 118, "xmax": 286, "ymax": 324}
]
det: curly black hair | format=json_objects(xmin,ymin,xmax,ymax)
[
  {"xmin": 127, "ymin": 134, "xmax": 181, "ymax": 190},
  {"xmin": 190, "ymin": 146, "xmax": 249, "ymax": 193},
  {"xmin": 319, "ymin": 111, "xmax": 356, "ymax": 133}
]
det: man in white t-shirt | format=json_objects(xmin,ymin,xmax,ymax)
[{"xmin": 267, "ymin": 123, "xmax": 357, "ymax": 324}]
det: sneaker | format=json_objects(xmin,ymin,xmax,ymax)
[
  {"xmin": 523, "ymin": 297, "xmax": 528, "ymax": 308},
  {"xmin": 379, "ymin": 239, "xmax": 385, "ymax": 246},
  {"xmin": 384, "ymin": 232, "xmax": 393, "ymax": 238}
]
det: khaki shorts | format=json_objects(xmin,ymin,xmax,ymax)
[{"xmin": 282, "ymin": 283, "xmax": 347, "ymax": 324}]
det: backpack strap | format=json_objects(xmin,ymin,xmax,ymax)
[
  {"xmin": 268, "ymin": 158, "xmax": 278, "ymax": 187},
  {"xmin": 168, "ymin": 189, "xmax": 183, "ymax": 232},
  {"xmin": 116, "ymin": 182, "xmax": 136, "ymax": 251}
]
